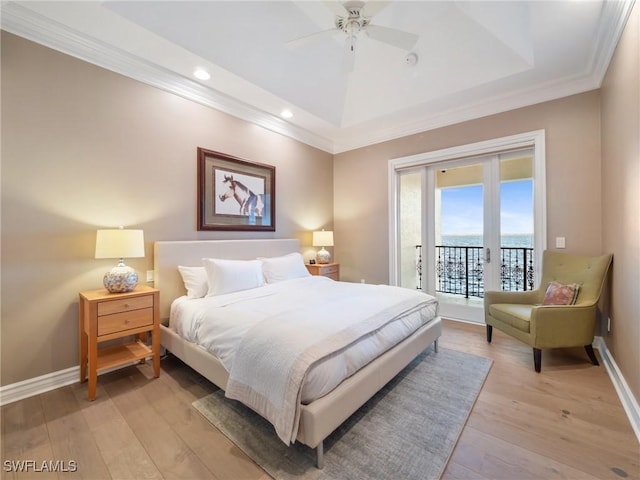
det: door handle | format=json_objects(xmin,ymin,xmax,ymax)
[{"xmin": 485, "ymin": 247, "xmax": 491, "ymax": 263}]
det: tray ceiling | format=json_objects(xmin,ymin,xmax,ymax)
[{"xmin": 1, "ymin": 1, "xmax": 633, "ymax": 153}]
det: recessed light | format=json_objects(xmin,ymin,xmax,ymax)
[
  {"xmin": 281, "ymin": 109, "xmax": 293, "ymax": 119},
  {"xmin": 193, "ymin": 68, "xmax": 210, "ymax": 80}
]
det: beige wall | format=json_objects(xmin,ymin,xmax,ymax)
[
  {"xmin": 333, "ymin": 5, "xmax": 639, "ymax": 403},
  {"xmin": 600, "ymin": 2, "xmax": 640, "ymax": 401},
  {"xmin": 2, "ymin": 8, "xmax": 638, "ymax": 409},
  {"xmin": 1, "ymin": 33, "xmax": 333, "ymax": 386},
  {"xmin": 334, "ymin": 91, "xmax": 602, "ymax": 284}
]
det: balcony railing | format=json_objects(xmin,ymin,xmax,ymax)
[{"xmin": 426, "ymin": 245, "xmax": 534, "ymax": 298}]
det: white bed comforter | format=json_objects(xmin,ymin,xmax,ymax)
[{"xmin": 169, "ymin": 276, "xmax": 438, "ymax": 444}]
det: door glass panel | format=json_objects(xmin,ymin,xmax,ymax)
[
  {"xmin": 435, "ymin": 163, "xmax": 485, "ymax": 314},
  {"xmin": 499, "ymin": 151, "xmax": 535, "ymax": 292},
  {"xmin": 391, "ymin": 134, "xmax": 544, "ymax": 324},
  {"xmin": 399, "ymin": 172, "xmax": 422, "ymax": 289}
]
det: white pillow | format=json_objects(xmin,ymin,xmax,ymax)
[
  {"xmin": 203, "ymin": 258, "xmax": 264, "ymax": 296},
  {"xmin": 177, "ymin": 266, "xmax": 208, "ymax": 299},
  {"xmin": 259, "ymin": 252, "xmax": 311, "ymax": 283}
]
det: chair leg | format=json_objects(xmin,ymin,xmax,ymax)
[
  {"xmin": 486, "ymin": 325, "xmax": 493, "ymax": 343},
  {"xmin": 533, "ymin": 348, "xmax": 542, "ymax": 373},
  {"xmin": 584, "ymin": 344, "xmax": 599, "ymax": 366}
]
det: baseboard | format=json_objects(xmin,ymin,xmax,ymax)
[
  {"xmin": 2, "ymin": 338, "xmax": 639, "ymax": 442},
  {"xmin": 0, "ymin": 358, "xmax": 152, "ymax": 406},
  {"xmin": 594, "ymin": 336, "xmax": 640, "ymax": 442},
  {"xmin": 0, "ymin": 366, "xmax": 79, "ymax": 406}
]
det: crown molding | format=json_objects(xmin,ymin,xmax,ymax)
[
  {"xmin": 0, "ymin": 3, "xmax": 336, "ymax": 153},
  {"xmin": 332, "ymin": 0, "xmax": 636, "ymax": 153},
  {"xmin": 2, "ymin": 1, "xmax": 634, "ymax": 156},
  {"xmin": 332, "ymin": 72, "xmax": 600, "ymax": 153},
  {"xmin": 589, "ymin": 0, "xmax": 636, "ymax": 85}
]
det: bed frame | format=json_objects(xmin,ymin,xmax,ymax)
[{"xmin": 154, "ymin": 239, "xmax": 442, "ymax": 468}]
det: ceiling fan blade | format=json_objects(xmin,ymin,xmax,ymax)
[
  {"xmin": 286, "ymin": 28, "xmax": 339, "ymax": 50},
  {"xmin": 323, "ymin": 0, "xmax": 349, "ymax": 17},
  {"xmin": 361, "ymin": 0, "xmax": 392, "ymax": 18},
  {"xmin": 366, "ymin": 24, "xmax": 419, "ymax": 51}
]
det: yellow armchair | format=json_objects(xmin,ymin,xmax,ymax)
[{"xmin": 485, "ymin": 250, "xmax": 612, "ymax": 372}]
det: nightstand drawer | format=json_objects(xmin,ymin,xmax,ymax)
[
  {"xmin": 306, "ymin": 263, "xmax": 340, "ymax": 280},
  {"xmin": 98, "ymin": 308, "xmax": 153, "ymax": 336},
  {"xmin": 97, "ymin": 295, "xmax": 153, "ymax": 316},
  {"xmin": 321, "ymin": 265, "xmax": 339, "ymax": 275},
  {"xmin": 80, "ymin": 285, "xmax": 160, "ymax": 400}
]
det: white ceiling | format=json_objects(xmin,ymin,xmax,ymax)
[{"xmin": 1, "ymin": 1, "xmax": 634, "ymax": 153}]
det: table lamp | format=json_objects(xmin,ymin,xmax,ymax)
[
  {"xmin": 313, "ymin": 230, "xmax": 334, "ymax": 264},
  {"xmin": 95, "ymin": 228, "xmax": 145, "ymax": 293}
]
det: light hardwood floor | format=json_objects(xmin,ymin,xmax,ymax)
[{"xmin": 2, "ymin": 320, "xmax": 638, "ymax": 479}]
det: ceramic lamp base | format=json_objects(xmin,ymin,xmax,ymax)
[
  {"xmin": 103, "ymin": 264, "xmax": 138, "ymax": 293},
  {"xmin": 316, "ymin": 247, "xmax": 331, "ymax": 264}
]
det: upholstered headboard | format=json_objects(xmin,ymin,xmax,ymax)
[{"xmin": 153, "ymin": 239, "xmax": 300, "ymax": 320}]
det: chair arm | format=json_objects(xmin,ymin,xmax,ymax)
[
  {"xmin": 484, "ymin": 289, "xmax": 540, "ymax": 307},
  {"xmin": 530, "ymin": 304, "xmax": 597, "ymax": 348}
]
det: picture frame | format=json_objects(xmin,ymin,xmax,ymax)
[{"xmin": 197, "ymin": 147, "xmax": 275, "ymax": 231}]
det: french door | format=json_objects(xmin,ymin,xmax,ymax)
[{"xmin": 390, "ymin": 131, "xmax": 546, "ymax": 324}]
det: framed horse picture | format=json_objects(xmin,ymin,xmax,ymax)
[{"xmin": 197, "ymin": 148, "xmax": 275, "ymax": 231}]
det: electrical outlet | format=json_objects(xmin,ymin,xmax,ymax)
[
  {"xmin": 555, "ymin": 237, "xmax": 566, "ymax": 249},
  {"xmin": 146, "ymin": 270, "xmax": 154, "ymax": 283}
]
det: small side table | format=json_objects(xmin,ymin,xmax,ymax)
[
  {"xmin": 306, "ymin": 263, "xmax": 340, "ymax": 281},
  {"xmin": 79, "ymin": 285, "xmax": 160, "ymax": 400}
]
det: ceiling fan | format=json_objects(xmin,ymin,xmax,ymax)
[{"xmin": 287, "ymin": 1, "xmax": 419, "ymax": 71}]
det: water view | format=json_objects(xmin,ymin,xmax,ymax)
[
  {"xmin": 434, "ymin": 177, "xmax": 535, "ymax": 297},
  {"xmin": 436, "ymin": 234, "xmax": 535, "ymax": 297},
  {"xmin": 440, "ymin": 234, "xmax": 533, "ymax": 248}
]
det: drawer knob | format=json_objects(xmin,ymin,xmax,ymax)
[
  {"xmin": 124, "ymin": 319, "xmax": 131, "ymax": 324},
  {"xmin": 124, "ymin": 303, "xmax": 131, "ymax": 308}
]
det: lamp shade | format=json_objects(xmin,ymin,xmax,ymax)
[
  {"xmin": 95, "ymin": 229, "xmax": 144, "ymax": 293},
  {"xmin": 312, "ymin": 230, "xmax": 334, "ymax": 247},
  {"xmin": 313, "ymin": 230, "xmax": 334, "ymax": 264},
  {"xmin": 95, "ymin": 229, "xmax": 145, "ymax": 259}
]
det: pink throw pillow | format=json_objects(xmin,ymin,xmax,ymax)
[{"xmin": 542, "ymin": 281, "xmax": 580, "ymax": 305}]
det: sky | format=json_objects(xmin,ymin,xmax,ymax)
[{"xmin": 440, "ymin": 180, "xmax": 533, "ymax": 235}]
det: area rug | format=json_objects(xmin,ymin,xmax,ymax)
[{"xmin": 192, "ymin": 346, "xmax": 492, "ymax": 480}]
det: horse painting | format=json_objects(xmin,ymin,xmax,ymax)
[{"xmin": 218, "ymin": 174, "xmax": 265, "ymax": 218}]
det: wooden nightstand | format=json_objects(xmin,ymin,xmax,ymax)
[
  {"xmin": 79, "ymin": 285, "xmax": 160, "ymax": 400},
  {"xmin": 306, "ymin": 263, "xmax": 340, "ymax": 281}
]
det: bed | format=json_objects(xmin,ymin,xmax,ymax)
[{"xmin": 154, "ymin": 239, "xmax": 441, "ymax": 468}]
